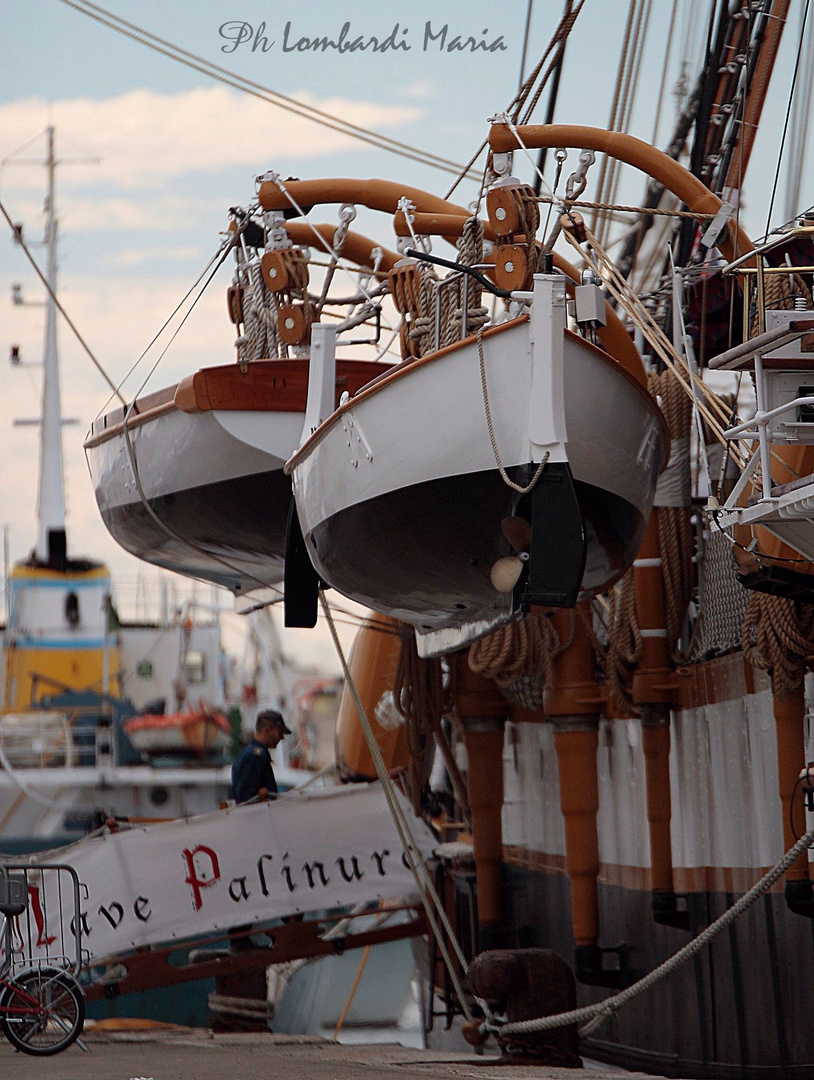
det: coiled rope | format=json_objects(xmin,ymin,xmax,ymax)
[
  {"xmin": 742, "ymin": 593, "xmax": 814, "ymax": 701},
  {"xmin": 468, "ymin": 611, "xmax": 574, "ymax": 689}
]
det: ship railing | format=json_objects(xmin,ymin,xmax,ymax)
[
  {"xmin": 0, "ymin": 706, "xmax": 117, "ymax": 770},
  {"xmin": 713, "ymin": 223, "xmax": 814, "ymax": 502}
]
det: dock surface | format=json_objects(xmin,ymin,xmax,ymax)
[{"xmin": 0, "ymin": 1029, "xmax": 682, "ymax": 1079}]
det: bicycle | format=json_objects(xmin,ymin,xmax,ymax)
[{"xmin": 0, "ymin": 865, "xmax": 85, "ymax": 1056}]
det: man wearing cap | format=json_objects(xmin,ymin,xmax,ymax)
[{"xmin": 231, "ymin": 709, "xmax": 292, "ymax": 803}]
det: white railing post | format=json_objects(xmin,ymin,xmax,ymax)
[{"xmin": 300, "ymin": 323, "xmax": 337, "ymax": 447}]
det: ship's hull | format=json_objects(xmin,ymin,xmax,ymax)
[
  {"xmin": 88, "ymin": 405, "xmax": 299, "ymax": 594},
  {"xmin": 488, "ymin": 654, "xmax": 814, "ymax": 1079},
  {"xmin": 290, "ymin": 319, "xmax": 665, "ymax": 654},
  {"xmin": 86, "ymin": 359, "xmax": 392, "ymax": 595}
]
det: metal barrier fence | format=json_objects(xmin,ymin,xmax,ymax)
[{"xmin": 0, "ymin": 863, "xmax": 84, "ymax": 977}]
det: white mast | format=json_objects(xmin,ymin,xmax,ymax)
[{"xmin": 37, "ymin": 125, "xmax": 67, "ymax": 566}]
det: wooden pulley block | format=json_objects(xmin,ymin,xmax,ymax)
[
  {"xmin": 560, "ymin": 211, "xmax": 587, "ymax": 244},
  {"xmin": 226, "ymin": 284, "xmax": 244, "ymax": 324},
  {"xmin": 261, "ymin": 250, "xmax": 290, "ymax": 292},
  {"xmin": 278, "ymin": 302, "xmax": 317, "ymax": 345},
  {"xmin": 487, "ymin": 182, "xmax": 539, "ymax": 239},
  {"xmin": 388, "ymin": 261, "xmax": 420, "ymax": 315},
  {"xmin": 261, "ymin": 248, "xmax": 309, "ymax": 293},
  {"xmin": 285, "ymin": 248, "xmax": 310, "ymax": 292},
  {"xmin": 494, "ymin": 244, "xmax": 531, "ymax": 292}
]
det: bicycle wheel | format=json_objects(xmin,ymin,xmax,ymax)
[{"xmin": 0, "ymin": 967, "xmax": 84, "ymax": 1056}]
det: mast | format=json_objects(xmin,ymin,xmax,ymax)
[{"xmin": 37, "ymin": 125, "xmax": 67, "ymax": 570}]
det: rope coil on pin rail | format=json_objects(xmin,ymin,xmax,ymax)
[
  {"xmin": 318, "ymin": 592, "xmax": 492, "ymax": 1028},
  {"xmin": 482, "ymin": 823, "xmax": 814, "ymax": 1042}
]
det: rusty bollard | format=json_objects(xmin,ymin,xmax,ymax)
[{"xmin": 467, "ymin": 948, "xmax": 581, "ymax": 1067}]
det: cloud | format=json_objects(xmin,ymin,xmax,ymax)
[
  {"xmin": 0, "ymin": 86, "xmax": 423, "ymax": 193},
  {"xmin": 402, "ymin": 79, "xmax": 434, "ymax": 99},
  {"xmin": 101, "ymin": 245, "xmax": 206, "ymax": 268}
]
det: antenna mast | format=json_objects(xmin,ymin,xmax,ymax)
[{"xmin": 37, "ymin": 125, "xmax": 67, "ymax": 569}]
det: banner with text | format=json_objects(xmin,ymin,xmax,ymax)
[{"xmin": 11, "ymin": 784, "xmax": 435, "ymax": 963}]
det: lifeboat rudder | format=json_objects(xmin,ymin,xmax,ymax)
[
  {"xmin": 521, "ymin": 270, "xmax": 588, "ymax": 608},
  {"xmin": 284, "ymin": 318, "xmax": 338, "ymax": 630},
  {"xmin": 334, "ymin": 614, "xmax": 410, "ymax": 781},
  {"xmin": 545, "ymin": 602, "xmax": 632, "ymax": 987}
]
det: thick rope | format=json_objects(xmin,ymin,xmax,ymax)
[
  {"xmin": 605, "ymin": 569, "xmax": 641, "ymax": 713},
  {"xmin": 493, "ymin": 823, "xmax": 814, "ymax": 1040},
  {"xmin": 208, "ymin": 993, "xmax": 271, "ymax": 1022},
  {"xmin": 742, "ymin": 593, "xmax": 814, "ymax": 701},
  {"xmin": 319, "ymin": 594, "xmax": 486, "ymax": 1026},
  {"xmin": 468, "ymin": 611, "xmax": 574, "ymax": 688}
]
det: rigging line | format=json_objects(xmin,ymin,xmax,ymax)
[
  {"xmin": 95, "ymin": 233, "xmax": 236, "ymax": 422},
  {"xmin": 532, "ymin": 0, "xmax": 573, "ymax": 192},
  {"xmin": 784, "ymin": 1, "xmax": 814, "ymax": 219},
  {"xmin": 268, "ymin": 180, "xmax": 397, "ymax": 332},
  {"xmin": 57, "ymin": 0, "xmax": 478, "ymax": 181},
  {"xmin": 763, "ymin": 0, "xmax": 811, "ymax": 234},
  {"xmin": 445, "ymin": 0, "xmax": 583, "ymax": 200},
  {"xmin": 318, "ymin": 591, "xmax": 487, "ymax": 1027},
  {"xmin": 513, "ymin": 0, "xmax": 584, "ymax": 123},
  {"xmin": 651, "ymin": 0, "xmax": 681, "ymax": 145},
  {"xmin": 519, "ymin": 0, "xmax": 584, "ymax": 125},
  {"xmin": 0, "ymin": 196, "xmax": 124, "ymax": 404},
  {"xmin": 590, "ymin": 0, "xmax": 639, "ymax": 235},
  {"xmin": 518, "ymin": 0, "xmax": 535, "ymax": 87},
  {"xmin": 129, "ymin": 237, "xmax": 235, "ymax": 404},
  {"xmin": 601, "ymin": 0, "xmax": 652, "ymax": 247}
]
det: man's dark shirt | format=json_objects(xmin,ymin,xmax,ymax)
[{"xmin": 231, "ymin": 738, "xmax": 278, "ymax": 803}]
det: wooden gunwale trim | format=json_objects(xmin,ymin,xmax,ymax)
[
  {"xmin": 85, "ymin": 358, "xmax": 396, "ymax": 451},
  {"xmin": 284, "ymin": 317, "xmax": 667, "ymax": 475},
  {"xmin": 84, "ymin": 400, "xmax": 178, "ymax": 451}
]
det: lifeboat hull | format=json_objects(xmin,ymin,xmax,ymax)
[
  {"xmin": 289, "ymin": 319, "xmax": 666, "ymax": 655},
  {"xmin": 85, "ymin": 359, "xmax": 391, "ymax": 594}
]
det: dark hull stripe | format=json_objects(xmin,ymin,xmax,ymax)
[
  {"xmin": 307, "ymin": 466, "xmax": 645, "ymax": 632},
  {"xmin": 498, "ymin": 863, "xmax": 813, "ymax": 1079},
  {"xmin": 101, "ymin": 469, "xmax": 292, "ymax": 592}
]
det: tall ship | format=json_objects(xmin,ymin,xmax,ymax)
[{"xmin": 75, "ymin": 0, "xmax": 814, "ymax": 1075}]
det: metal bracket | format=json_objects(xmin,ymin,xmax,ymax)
[
  {"xmin": 651, "ymin": 891, "xmax": 690, "ymax": 930},
  {"xmin": 574, "ymin": 943, "xmax": 635, "ymax": 989}
]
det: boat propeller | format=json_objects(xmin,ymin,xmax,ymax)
[{"xmin": 490, "ymin": 516, "xmax": 532, "ymax": 594}]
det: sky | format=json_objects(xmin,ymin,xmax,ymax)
[{"xmin": 0, "ymin": 0, "xmax": 811, "ymax": 674}]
